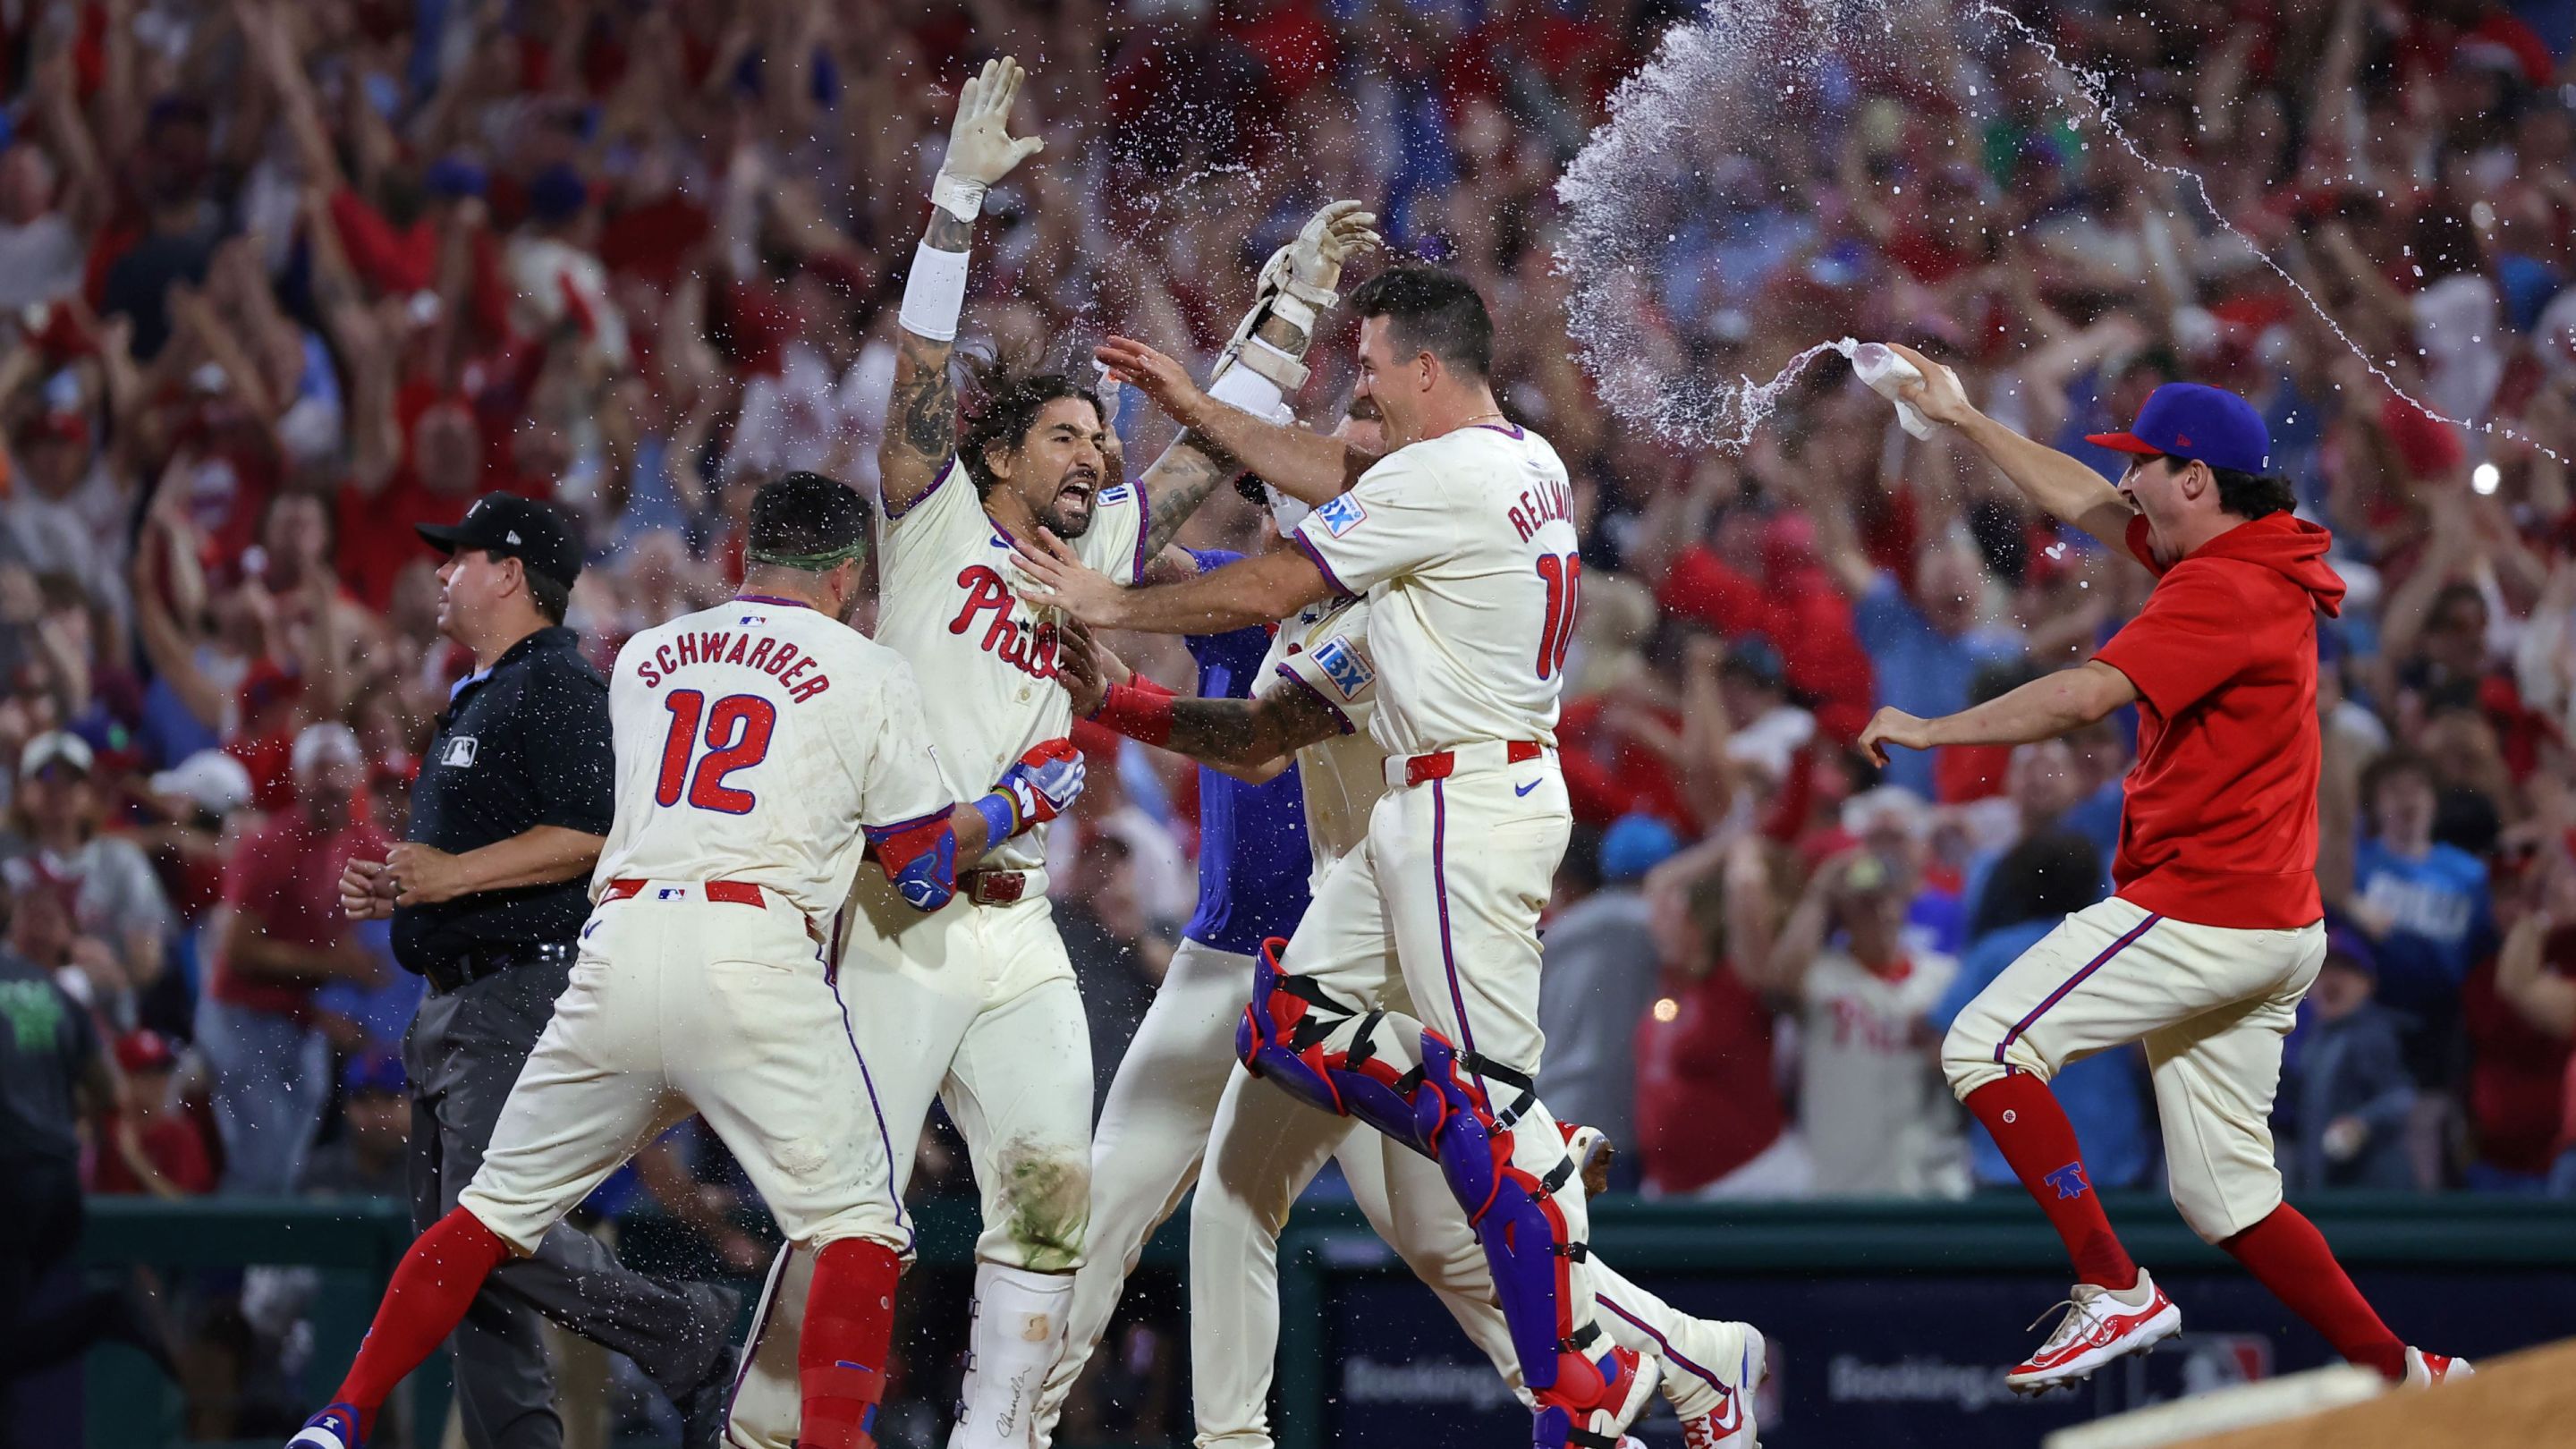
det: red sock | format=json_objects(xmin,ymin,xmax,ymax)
[
  {"xmin": 1964, "ymin": 1074, "xmax": 2139, "ymax": 1291},
  {"xmin": 331, "ymin": 1208, "xmax": 512, "ymax": 1435},
  {"xmin": 800, "ymin": 1238, "xmax": 902, "ymax": 1449},
  {"xmin": 2219, "ymin": 1205, "xmax": 2405, "ymax": 1378}
]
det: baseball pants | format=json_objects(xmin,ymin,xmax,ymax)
[
  {"xmin": 731, "ymin": 878, "xmax": 1095, "ymax": 1449},
  {"xmin": 405, "ymin": 945, "xmax": 736, "ymax": 1449},
  {"xmin": 1942, "ymin": 895, "xmax": 2327, "ymax": 1242}
]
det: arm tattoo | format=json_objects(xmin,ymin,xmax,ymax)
[
  {"xmin": 1165, "ymin": 679, "xmax": 1343, "ymax": 769},
  {"xmin": 890, "ymin": 332, "xmax": 958, "ymax": 459},
  {"xmin": 1139, "ymin": 443, "xmax": 1233, "ymax": 555},
  {"xmin": 923, "ymin": 210, "xmax": 972, "ymax": 252}
]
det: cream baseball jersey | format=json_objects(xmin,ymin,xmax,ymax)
[
  {"xmin": 1289, "ymin": 422, "xmax": 1579, "ymax": 757},
  {"xmin": 1263, "ymin": 594, "xmax": 1386, "ymax": 878},
  {"xmin": 876, "ymin": 459, "xmax": 1148, "ymax": 873},
  {"xmin": 1800, "ymin": 947, "xmax": 1961, "ymax": 1196},
  {"xmin": 594, "ymin": 597, "xmax": 953, "ymax": 919}
]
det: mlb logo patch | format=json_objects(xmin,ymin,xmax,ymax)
[
  {"xmin": 1313, "ymin": 493, "xmax": 1367, "ymax": 537},
  {"xmin": 441, "ymin": 736, "xmax": 479, "ymax": 767},
  {"xmin": 1311, "ymin": 635, "xmax": 1374, "ymax": 699}
]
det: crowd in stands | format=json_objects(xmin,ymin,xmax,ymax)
[{"xmin": 4, "ymin": 0, "xmax": 2575, "ymax": 1340}]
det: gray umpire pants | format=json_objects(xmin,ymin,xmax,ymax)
[{"xmin": 403, "ymin": 951, "xmax": 732, "ymax": 1449}]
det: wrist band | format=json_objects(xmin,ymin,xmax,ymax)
[
  {"xmin": 898, "ymin": 240, "xmax": 972, "ymax": 343},
  {"xmin": 1267, "ymin": 289, "xmax": 1319, "ymax": 337},
  {"xmin": 1125, "ymin": 675, "xmax": 1176, "ymax": 699},
  {"xmin": 1090, "ymin": 682, "xmax": 1175, "ymax": 747},
  {"xmin": 1208, "ymin": 360, "xmax": 1286, "ymax": 418},
  {"xmin": 973, "ymin": 792, "xmax": 1018, "ymax": 843},
  {"xmin": 929, "ymin": 170, "xmax": 986, "ymax": 224}
]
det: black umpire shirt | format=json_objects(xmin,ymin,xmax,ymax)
[{"xmin": 393, "ymin": 626, "xmax": 614, "ymax": 972}]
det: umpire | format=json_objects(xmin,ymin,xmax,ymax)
[{"xmin": 338, "ymin": 495, "xmax": 736, "ymax": 1448}]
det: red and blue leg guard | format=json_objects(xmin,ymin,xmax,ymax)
[
  {"xmin": 1235, "ymin": 938, "xmax": 1428, "ymax": 1153},
  {"xmin": 1412, "ymin": 1029, "xmax": 1596, "ymax": 1396}
]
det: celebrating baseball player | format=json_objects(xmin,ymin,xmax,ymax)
[
  {"xmin": 725, "ymin": 58, "xmax": 1377, "ymax": 1449},
  {"xmin": 1015, "ymin": 266, "xmax": 1660, "ymax": 1449},
  {"xmin": 1853, "ymin": 351, "xmax": 2470, "ymax": 1394},
  {"xmin": 1019, "ymin": 399, "xmax": 1763, "ymax": 1448},
  {"xmin": 287, "ymin": 472, "xmax": 1089, "ymax": 1449}
]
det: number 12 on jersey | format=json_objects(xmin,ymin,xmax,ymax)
[
  {"xmin": 656, "ymin": 690, "xmax": 777, "ymax": 815},
  {"xmin": 1535, "ymin": 551, "xmax": 1581, "ymax": 681}
]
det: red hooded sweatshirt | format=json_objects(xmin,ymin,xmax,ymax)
[{"xmin": 2090, "ymin": 513, "xmax": 2346, "ymax": 929}]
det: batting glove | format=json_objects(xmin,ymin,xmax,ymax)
[
  {"xmin": 932, "ymin": 56, "xmax": 1044, "ymax": 221},
  {"xmin": 986, "ymin": 739, "xmax": 1087, "ymax": 837}
]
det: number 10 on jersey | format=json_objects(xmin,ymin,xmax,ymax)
[{"xmin": 1536, "ymin": 552, "xmax": 1580, "ymax": 681}]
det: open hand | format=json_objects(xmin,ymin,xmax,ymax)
[
  {"xmin": 1858, "ymin": 706, "xmax": 1935, "ymax": 767},
  {"xmin": 940, "ymin": 56, "xmax": 1044, "ymax": 189},
  {"xmin": 1094, "ymin": 335, "xmax": 1210, "ymax": 430},
  {"xmin": 1054, "ymin": 619, "xmax": 1130, "ymax": 716},
  {"xmin": 1013, "ymin": 527, "xmax": 1127, "ymax": 627},
  {"xmin": 1282, "ymin": 199, "xmax": 1383, "ymax": 297}
]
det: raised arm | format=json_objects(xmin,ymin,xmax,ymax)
[
  {"xmin": 1097, "ymin": 335, "xmax": 1376, "ymax": 504},
  {"xmin": 879, "ymin": 58, "xmax": 1045, "ymax": 516},
  {"xmin": 1123, "ymin": 201, "xmax": 1384, "ymax": 547},
  {"xmin": 1883, "ymin": 343, "xmax": 2138, "ymax": 555},
  {"xmin": 1016, "ymin": 528, "xmax": 1335, "ymax": 635}
]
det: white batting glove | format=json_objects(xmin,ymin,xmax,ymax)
[
  {"xmin": 932, "ymin": 57, "xmax": 1045, "ymax": 222},
  {"xmin": 1279, "ymin": 199, "xmax": 1383, "ymax": 301}
]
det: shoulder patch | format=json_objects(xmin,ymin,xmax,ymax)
[
  {"xmin": 1313, "ymin": 493, "xmax": 1367, "ymax": 537},
  {"xmin": 1097, "ymin": 484, "xmax": 1132, "ymax": 506},
  {"xmin": 1309, "ymin": 634, "xmax": 1374, "ymax": 699}
]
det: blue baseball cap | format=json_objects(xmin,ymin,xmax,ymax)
[
  {"xmin": 2085, "ymin": 382, "xmax": 2271, "ymax": 474},
  {"xmin": 343, "ymin": 1051, "xmax": 407, "ymax": 1097},
  {"xmin": 1600, "ymin": 813, "xmax": 1682, "ymax": 884}
]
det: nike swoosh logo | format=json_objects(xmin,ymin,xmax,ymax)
[
  {"xmin": 1708, "ymin": 1389, "xmax": 1741, "ymax": 1431},
  {"xmin": 1515, "ymin": 779, "xmax": 1541, "ymax": 796}
]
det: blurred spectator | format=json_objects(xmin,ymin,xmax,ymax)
[
  {"xmin": 198, "ymin": 723, "xmax": 387, "ymax": 1195},
  {"xmin": 299, "ymin": 1053, "xmax": 410, "ymax": 1201},
  {"xmin": 2284, "ymin": 930, "xmax": 2420, "ymax": 1192},
  {"xmin": 2, "ymin": 731, "xmax": 174, "ymax": 1021},
  {"xmin": 2348, "ymin": 750, "xmax": 2496, "ymax": 1069},
  {"xmin": 88, "ymin": 1029, "xmax": 216, "ymax": 1198},
  {"xmin": 1537, "ymin": 815, "xmax": 1679, "ymax": 1158},
  {"xmin": 1059, "ymin": 834, "xmax": 1169, "ymax": 1113},
  {"xmin": 1761, "ymin": 849, "xmax": 1964, "ymax": 1197},
  {"xmin": 1934, "ymin": 833, "xmax": 2149, "ymax": 1194},
  {"xmin": 1634, "ymin": 842, "xmax": 1804, "ymax": 1198}
]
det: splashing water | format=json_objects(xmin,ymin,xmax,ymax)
[{"xmin": 1556, "ymin": 0, "xmax": 2561, "ymax": 462}]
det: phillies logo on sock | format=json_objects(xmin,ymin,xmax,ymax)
[{"xmin": 2044, "ymin": 1163, "xmax": 2091, "ymax": 1199}]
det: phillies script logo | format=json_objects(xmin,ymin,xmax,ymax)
[{"xmin": 948, "ymin": 565, "xmax": 1062, "ymax": 681}]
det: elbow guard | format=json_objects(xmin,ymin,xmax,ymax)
[{"xmin": 864, "ymin": 812, "xmax": 960, "ymax": 912}]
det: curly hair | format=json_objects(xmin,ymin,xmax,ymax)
[{"xmin": 957, "ymin": 355, "xmax": 1102, "ymax": 495}]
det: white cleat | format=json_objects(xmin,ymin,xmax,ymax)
[
  {"xmin": 2005, "ymin": 1269, "xmax": 2182, "ymax": 1396},
  {"xmin": 2403, "ymin": 1347, "xmax": 2473, "ymax": 1387},
  {"xmin": 1660, "ymin": 1316, "xmax": 1764, "ymax": 1448}
]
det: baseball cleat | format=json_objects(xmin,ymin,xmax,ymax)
[
  {"xmin": 1662, "ymin": 1318, "xmax": 1763, "ymax": 1449},
  {"xmin": 1532, "ymin": 1343, "xmax": 1658, "ymax": 1449},
  {"xmin": 2004, "ymin": 1270, "xmax": 2180, "ymax": 1396},
  {"xmin": 2402, "ymin": 1347, "xmax": 2473, "ymax": 1386},
  {"xmin": 286, "ymin": 1404, "xmax": 365, "ymax": 1449}
]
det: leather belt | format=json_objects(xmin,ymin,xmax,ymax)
[
  {"xmin": 1391, "ymin": 739, "xmax": 1546, "ymax": 789},
  {"xmin": 420, "ymin": 940, "xmax": 573, "ymax": 996},
  {"xmin": 600, "ymin": 877, "xmax": 824, "ymax": 943},
  {"xmin": 962, "ymin": 869, "xmax": 1026, "ymax": 906}
]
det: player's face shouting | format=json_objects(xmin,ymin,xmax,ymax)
[
  {"xmin": 997, "ymin": 396, "xmax": 1110, "ymax": 540},
  {"xmin": 2115, "ymin": 453, "xmax": 2188, "ymax": 566}
]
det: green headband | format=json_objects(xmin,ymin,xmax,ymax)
[{"xmin": 743, "ymin": 540, "xmax": 868, "ymax": 571}]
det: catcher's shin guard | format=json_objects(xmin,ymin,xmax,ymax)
[
  {"xmin": 1235, "ymin": 938, "xmax": 1428, "ymax": 1151},
  {"xmin": 1412, "ymin": 1030, "xmax": 1594, "ymax": 1395}
]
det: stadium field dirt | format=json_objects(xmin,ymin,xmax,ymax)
[{"xmin": 2180, "ymin": 1340, "xmax": 2576, "ymax": 1449}]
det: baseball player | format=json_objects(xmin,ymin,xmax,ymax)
[
  {"xmin": 1017, "ymin": 266, "xmax": 1659, "ymax": 1449},
  {"xmin": 725, "ymin": 59, "xmax": 1377, "ymax": 1449},
  {"xmin": 1035, "ymin": 500, "xmax": 1765, "ymax": 1448},
  {"xmin": 288, "ymin": 473, "xmax": 1088, "ymax": 1449},
  {"xmin": 1854, "ymin": 355, "xmax": 2470, "ymax": 1394}
]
